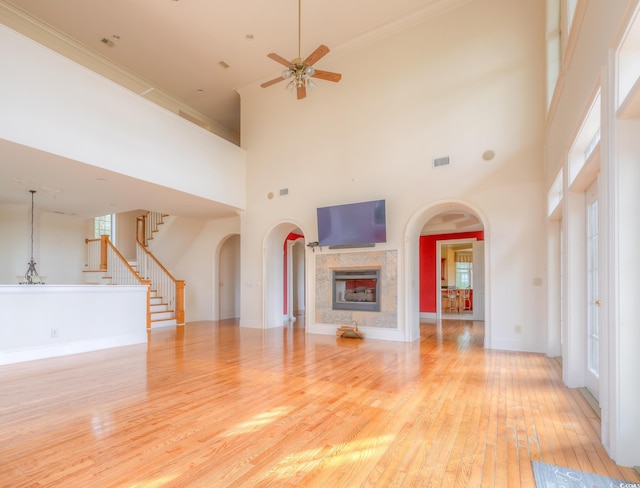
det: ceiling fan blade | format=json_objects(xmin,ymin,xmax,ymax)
[
  {"xmin": 304, "ymin": 45, "xmax": 330, "ymax": 66},
  {"xmin": 297, "ymin": 85, "xmax": 307, "ymax": 100},
  {"xmin": 311, "ymin": 69, "xmax": 342, "ymax": 83},
  {"xmin": 261, "ymin": 76, "xmax": 285, "ymax": 88},
  {"xmin": 267, "ymin": 53, "xmax": 292, "ymax": 67}
]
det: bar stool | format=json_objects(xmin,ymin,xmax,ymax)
[
  {"xmin": 447, "ymin": 288, "xmax": 459, "ymax": 312},
  {"xmin": 462, "ymin": 287, "xmax": 472, "ymax": 311}
]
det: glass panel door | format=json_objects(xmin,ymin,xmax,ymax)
[{"xmin": 586, "ymin": 182, "xmax": 599, "ymax": 400}]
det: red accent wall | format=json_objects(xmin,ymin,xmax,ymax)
[
  {"xmin": 283, "ymin": 232, "xmax": 304, "ymax": 314},
  {"xmin": 420, "ymin": 231, "xmax": 484, "ymax": 313}
]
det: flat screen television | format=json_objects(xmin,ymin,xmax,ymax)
[{"xmin": 317, "ymin": 199, "xmax": 387, "ymax": 248}]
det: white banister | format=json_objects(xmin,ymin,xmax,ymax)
[
  {"xmin": 84, "ymin": 238, "xmax": 102, "ymax": 271},
  {"xmin": 106, "ymin": 243, "xmax": 144, "ymax": 286}
]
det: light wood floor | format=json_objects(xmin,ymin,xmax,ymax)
[{"xmin": 1, "ymin": 319, "xmax": 638, "ymax": 487}]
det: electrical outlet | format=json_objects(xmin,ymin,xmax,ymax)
[
  {"xmin": 514, "ymin": 325, "xmax": 522, "ymax": 334},
  {"xmin": 51, "ymin": 328, "xmax": 58, "ymax": 338}
]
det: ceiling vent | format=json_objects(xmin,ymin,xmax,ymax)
[
  {"xmin": 279, "ymin": 188, "xmax": 289, "ymax": 196},
  {"xmin": 433, "ymin": 156, "xmax": 450, "ymax": 168}
]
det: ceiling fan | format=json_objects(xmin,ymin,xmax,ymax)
[{"xmin": 261, "ymin": 0, "xmax": 342, "ymax": 100}]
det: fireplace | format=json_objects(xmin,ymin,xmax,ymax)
[{"xmin": 332, "ymin": 269, "xmax": 380, "ymax": 312}]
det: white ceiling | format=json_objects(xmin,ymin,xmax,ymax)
[
  {"xmin": 421, "ymin": 211, "xmax": 483, "ymax": 235},
  {"xmin": 1, "ymin": 0, "xmax": 469, "ymax": 219}
]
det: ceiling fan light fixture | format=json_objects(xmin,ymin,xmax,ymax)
[
  {"xmin": 260, "ymin": 0, "xmax": 341, "ymax": 99},
  {"xmin": 307, "ymin": 78, "xmax": 317, "ymax": 90}
]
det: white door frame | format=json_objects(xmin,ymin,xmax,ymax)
[{"xmin": 436, "ymin": 238, "xmax": 477, "ymax": 318}]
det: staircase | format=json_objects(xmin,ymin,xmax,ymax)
[
  {"xmin": 83, "ymin": 255, "xmax": 179, "ymax": 328},
  {"xmin": 149, "ymin": 289, "xmax": 177, "ymax": 327},
  {"xmin": 129, "ymin": 260, "xmax": 178, "ymax": 328},
  {"xmin": 84, "ymin": 212, "xmax": 185, "ymax": 329}
]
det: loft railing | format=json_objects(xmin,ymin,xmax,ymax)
[
  {"xmin": 136, "ymin": 215, "xmax": 185, "ymax": 325},
  {"xmin": 85, "ymin": 235, "xmax": 151, "ymax": 328}
]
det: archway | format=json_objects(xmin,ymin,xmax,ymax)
[
  {"xmin": 217, "ymin": 233, "xmax": 240, "ymax": 321},
  {"xmin": 263, "ymin": 221, "xmax": 307, "ymax": 329},
  {"xmin": 404, "ymin": 200, "xmax": 490, "ymax": 345}
]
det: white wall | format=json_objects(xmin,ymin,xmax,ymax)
[
  {"xmin": 0, "ymin": 285, "xmax": 147, "ymax": 364},
  {"xmin": 116, "ymin": 210, "xmax": 144, "ymax": 260},
  {"xmin": 292, "ymin": 240, "xmax": 305, "ymax": 315},
  {"xmin": 171, "ymin": 216, "xmax": 241, "ymax": 322},
  {"xmin": 0, "ymin": 204, "xmax": 27, "ymax": 283},
  {"xmin": 219, "ymin": 234, "xmax": 241, "ymax": 320},
  {"xmin": 0, "ymin": 203, "xmax": 85, "ymax": 284},
  {"xmin": 239, "ymin": 0, "xmax": 547, "ymax": 350},
  {"xmin": 613, "ymin": 117, "xmax": 640, "ymax": 466}
]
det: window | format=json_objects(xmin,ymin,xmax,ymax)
[
  {"xmin": 547, "ymin": 0, "xmax": 583, "ymax": 109},
  {"xmin": 456, "ymin": 262, "xmax": 472, "ymax": 289},
  {"xmin": 94, "ymin": 214, "xmax": 115, "ymax": 241},
  {"xmin": 546, "ymin": 0, "xmax": 561, "ymax": 109},
  {"xmin": 566, "ymin": 0, "xmax": 578, "ymax": 39}
]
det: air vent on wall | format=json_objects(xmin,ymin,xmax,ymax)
[
  {"xmin": 279, "ymin": 188, "xmax": 289, "ymax": 196},
  {"xmin": 433, "ymin": 156, "xmax": 450, "ymax": 168}
]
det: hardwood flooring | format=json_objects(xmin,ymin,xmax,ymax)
[{"xmin": 1, "ymin": 319, "xmax": 638, "ymax": 487}]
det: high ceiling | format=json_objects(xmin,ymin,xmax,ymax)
[
  {"xmin": 0, "ymin": 0, "xmax": 469, "ymax": 219},
  {"xmin": 3, "ymin": 0, "xmax": 461, "ymax": 137}
]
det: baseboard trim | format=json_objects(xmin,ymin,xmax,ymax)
[{"xmin": 577, "ymin": 387, "xmax": 601, "ymax": 419}]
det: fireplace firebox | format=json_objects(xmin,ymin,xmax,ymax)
[{"xmin": 332, "ymin": 269, "xmax": 381, "ymax": 312}]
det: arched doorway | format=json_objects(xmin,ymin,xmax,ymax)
[
  {"xmin": 405, "ymin": 201, "xmax": 489, "ymax": 345},
  {"xmin": 420, "ymin": 210, "xmax": 485, "ymax": 320},
  {"xmin": 263, "ymin": 222, "xmax": 307, "ymax": 329},
  {"xmin": 217, "ymin": 234, "xmax": 240, "ymax": 321}
]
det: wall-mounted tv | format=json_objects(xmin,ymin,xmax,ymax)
[{"xmin": 317, "ymin": 199, "xmax": 387, "ymax": 248}]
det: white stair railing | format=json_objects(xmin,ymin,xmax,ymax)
[
  {"xmin": 136, "ymin": 240, "xmax": 173, "ymax": 304},
  {"xmin": 107, "ymin": 242, "xmax": 145, "ymax": 286},
  {"xmin": 85, "ymin": 237, "xmax": 103, "ymax": 271}
]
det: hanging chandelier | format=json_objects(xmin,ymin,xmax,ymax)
[{"xmin": 21, "ymin": 190, "xmax": 45, "ymax": 285}]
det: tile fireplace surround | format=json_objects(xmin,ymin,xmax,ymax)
[{"xmin": 315, "ymin": 250, "xmax": 397, "ymax": 329}]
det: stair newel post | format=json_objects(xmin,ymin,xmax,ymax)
[
  {"xmin": 142, "ymin": 278, "xmax": 152, "ymax": 329},
  {"xmin": 176, "ymin": 280, "xmax": 185, "ymax": 325},
  {"xmin": 100, "ymin": 235, "xmax": 109, "ymax": 271},
  {"xmin": 136, "ymin": 216, "xmax": 142, "ymax": 246}
]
